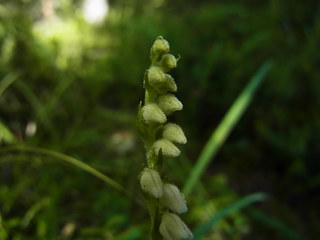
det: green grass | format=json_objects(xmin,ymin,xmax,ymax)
[
  {"xmin": 0, "ymin": 145, "xmax": 144, "ymax": 209},
  {"xmin": 183, "ymin": 61, "xmax": 272, "ymax": 196}
]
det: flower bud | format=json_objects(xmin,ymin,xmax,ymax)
[
  {"xmin": 148, "ymin": 66, "xmax": 166, "ymax": 85},
  {"xmin": 163, "ymin": 74, "xmax": 177, "ymax": 93},
  {"xmin": 163, "ymin": 123, "xmax": 187, "ymax": 144},
  {"xmin": 142, "ymin": 103, "xmax": 167, "ymax": 124},
  {"xmin": 149, "ymin": 72, "xmax": 177, "ymax": 94},
  {"xmin": 159, "ymin": 212, "xmax": 193, "ymax": 240},
  {"xmin": 148, "ymin": 67, "xmax": 177, "ymax": 94},
  {"xmin": 158, "ymin": 94, "xmax": 183, "ymax": 115},
  {"xmin": 140, "ymin": 168, "xmax": 163, "ymax": 198},
  {"xmin": 160, "ymin": 183, "xmax": 188, "ymax": 214},
  {"xmin": 153, "ymin": 139, "xmax": 180, "ymax": 158},
  {"xmin": 160, "ymin": 54, "xmax": 177, "ymax": 72},
  {"xmin": 150, "ymin": 36, "xmax": 170, "ymax": 63}
]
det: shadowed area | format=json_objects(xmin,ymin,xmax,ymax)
[{"xmin": 0, "ymin": 0, "xmax": 319, "ymax": 239}]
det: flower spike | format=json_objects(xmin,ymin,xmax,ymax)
[{"xmin": 137, "ymin": 36, "xmax": 192, "ymax": 239}]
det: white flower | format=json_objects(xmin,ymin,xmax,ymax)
[
  {"xmin": 140, "ymin": 168, "xmax": 163, "ymax": 198},
  {"xmin": 148, "ymin": 68, "xmax": 177, "ymax": 94},
  {"xmin": 148, "ymin": 66, "xmax": 166, "ymax": 85},
  {"xmin": 163, "ymin": 123, "xmax": 187, "ymax": 144},
  {"xmin": 159, "ymin": 212, "xmax": 193, "ymax": 240},
  {"xmin": 163, "ymin": 74, "xmax": 178, "ymax": 93},
  {"xmin": 155, "ymin": 74, "xmax": 177, "ymax": 94},
  {"xmin": 158, "ymin": 94, "xmax": 183, "ymax": 115},
  {"xmin": 160, "ymin": 183, "xmax": 188, "ymax": 214},
  {"xmin": 153, "ymin": 139, "xmax": 180, "ymax": 158},
  {"xmin": 160, "ymin": 53, "xmax": 177, "ymax": 72},
  {"xmin": 142, "ymin": 103, "xmax": 167, "ymax": 124}
]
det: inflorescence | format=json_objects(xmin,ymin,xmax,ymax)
[{"xmin": 137, "ymin": 36, "xmax": 193, "ymax": 240}]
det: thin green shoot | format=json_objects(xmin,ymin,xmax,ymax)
[
  {"xmin": 0, "ymin": 72, "xmax": 20, "ymax": 97},
  {"xmin": 0, "ymin": 145, "xmax": 145, "ymax": 209},
  {"xmin": 248, "ymin": 208, "xmax": 306, "ymax": 240},
  {"xmin": 183, "ymin": 61, "xmax": 273, "ymax": 196},
  {"xmin": 193, "ymin": 192, "xmax": 267, "ymax": 239},
  {"xmin": 0, "ymin": 121, "xmax": 16, "ymax": 144}
]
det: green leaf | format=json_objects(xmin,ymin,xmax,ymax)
[
  {"xmin": 136, "ymin": 101, "xmax": 147, "ymax": 140},
  {"xmin": 183, "ymin": 61, "xmax": 273, "ymax": 196},
  {"xmin": 0, "ymin": 121, "xmax": 16, "ymax": 144},
  {"xmin": 0, "ymin": 145, "xmax": 145, "ymax": 209},
  {"xmin": 14, "ymin": 81, "xmax": 54, "ymax": 131},
  {"xmin": 147, "ymin": 148, "xmax": 163, "ymax": 171},
  {"xmin": 0, "ymin": 72, "xmax": 20, "ymax": 97},
  {"xmin": 20, "ymin": 198, "xmax": 51, "ymax": 228},
  {"xmin": 154, "ymin": 148, "xmax": 163, "ymax": 171},
  {"xmin": 143, "ymin": 69, "xmax": 152, "ymax": 92},
  {"xmin": 248, "ymin": 208, "xmax": 306, "ymax": 240},
  {"xmin": 193, "ymin": 193, "xmax": 267, "ymax": 239},
  {"xmin": 0, "ymin": 212, "xmax": 8, "ymax": 240}
]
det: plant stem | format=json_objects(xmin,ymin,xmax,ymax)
[{"xmin": 146, "ymin": 197, "xmax": 162, "ymax": 240}]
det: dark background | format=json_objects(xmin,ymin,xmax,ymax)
[{"xmin": 0, "ymin": 0, "xmax": 319, "ymax": 239}]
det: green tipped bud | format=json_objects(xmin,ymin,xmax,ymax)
[
  {"xmin": 140, "ymin": 168, "xmax": 163, "ymax": 198},
  {"xmin": 153, "ymin": 139, "xmax": 180, "ymax": 158},
  {"xmin": 160, "ymin": 183, "xmax": 188, "ymax": 214},
  {"xmin": 148, "ymin": 66, "xmax": 166, "ymax": 85},
  {"xmin": 159, "ymin": 212, "xmax": 193, "ymax": 240},
  {"xmin": 148, "ymin": 67, "xmax": 177, "ymax": 94},
  {"xmin": 150, "ymin": 36, "xmax": 170, "ymax": 63},
  {"xmin": 142, "ymin": 103, "xmax": 167, "ymax": 124},
  {"xmin": 163, "ymin": 74, "xmax": 178, "ymax": 93},
  {"xmin": 163, "ymin": 123, "xmax": 187, "ymax": 144},
  {"xmin": 148, "ymin": 69, "xmax": 177, "ymax": 94},
  {"xmin": 158, "ymin": 94, "xmax": 183, "ymax": 115},
  {"xmin": 160, "ymin": 54, "xmax": 177, "ymax": 72}
]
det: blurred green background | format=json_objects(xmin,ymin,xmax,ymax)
[{"xmin": 0, "ymin": 0, "xmax": 319, "ymax": 239}]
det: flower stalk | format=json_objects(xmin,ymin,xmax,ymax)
[{"xmin": 137, "ymin": 36, "xmax": 192, "ymax": 240}]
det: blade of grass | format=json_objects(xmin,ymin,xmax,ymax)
[
  {"xmin": 248, "ymin": 208, "xmax": 306, "ymax": 240},
  {"xmin": 0, "ymin": 145, "xmax": 145, "ymax": 209},
  {"xmin": 193, "ymin": 192, "xmax": 267, "ymax": 239},
  {"xmin": 0, "ymin": 72, "xmax": 20, "ymax": 97},
  {"xmin": 20, "ymin": 198, "xmax": 50, "ymax": 228},
  {"xmin": 183, "ymin": 61, "xmax": 272, "ymax": 196},
  {"xmin": 0, "ymin": 121, "xmax": 16, "ymax": 144},
  {"xmin": 0, "ymin": 211, "xmax": 8, "ymax": 240},
  {"xmin": 14, "ymin": 81, "xmax": 54, "ymax": 131}
]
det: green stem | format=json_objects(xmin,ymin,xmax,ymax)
[
  {"xmin": 143, "ymin": 95, "xmax": 162, "ymax": 239},
  {"xmin": 146, "ymin": 197, "xmax": 162, "ymax": 240}
]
